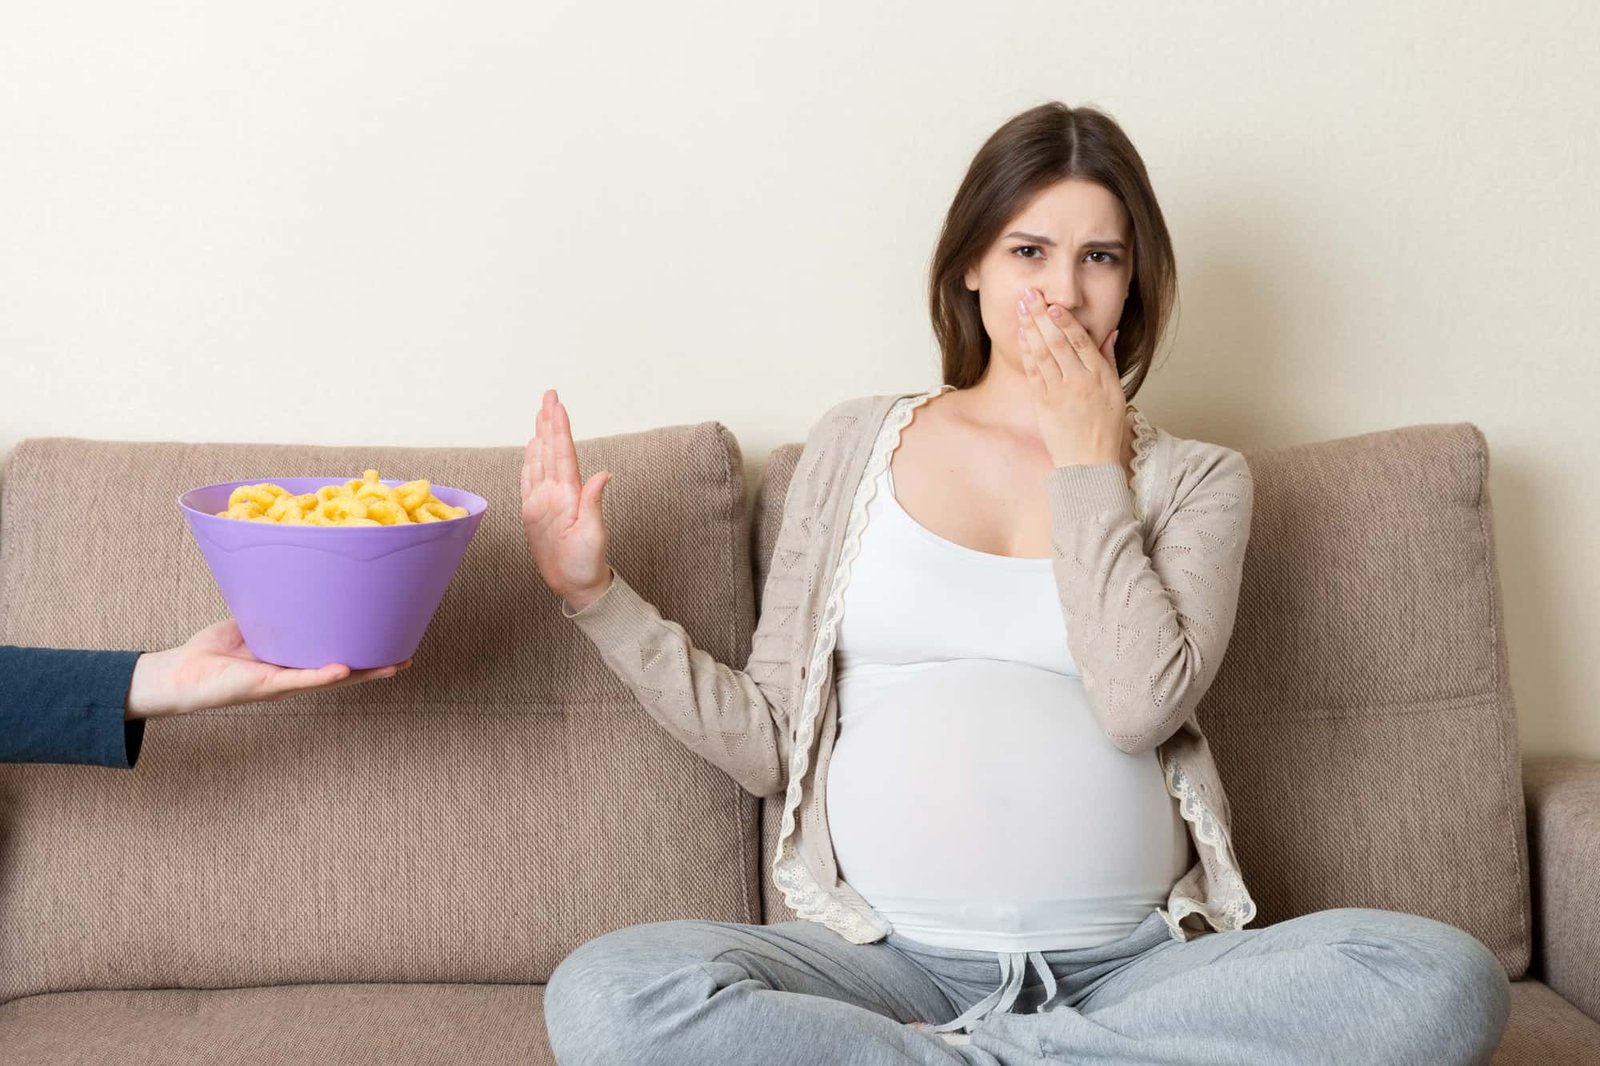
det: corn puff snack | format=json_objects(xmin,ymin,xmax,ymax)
[{"xmin": 216, "ymin": 469, "xmax": 470, "ymax": 525}]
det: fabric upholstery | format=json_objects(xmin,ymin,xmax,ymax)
[
  {"xmin": 0, "ymin": 430, "xmax": 763, "ymax": 1003},
  {"xmin": 0, "ymin": 414, "xmax": 1578, "ymax": 1061},
  {"xmin": 0, "ymin": 983, "xmax": 558, "ymax": 1065},
  {"xmin": 1523, "ymin": 755, "xmax": 1600, "ymax": 1020}
]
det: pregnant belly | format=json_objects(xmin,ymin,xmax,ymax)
[{"xmin": 828, "ymin": 659, "xmax": 1190, "ymax": 902}]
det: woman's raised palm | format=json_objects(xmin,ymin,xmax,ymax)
[{"xmin": 521, "ymin": 389, "xmax": 614, "ymax": 607}]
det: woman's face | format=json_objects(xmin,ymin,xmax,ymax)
[{"xmin": 963, "ymin": 178, "xmax": 1134, "ymax": 370}]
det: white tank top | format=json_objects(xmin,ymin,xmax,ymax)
[{"xmin": 826, "ymin": 461, "xmax": 1192, "ymax": 952}]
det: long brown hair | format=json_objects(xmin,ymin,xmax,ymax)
[{"xmin": 928, "ymin": 102, "xmax": 1177, "ymax": 402}]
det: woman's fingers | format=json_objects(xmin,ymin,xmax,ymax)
[
  {"xmin": 1018, "ymin": 322, "xmax": 1043, "ymax": 385},
  {"xmin": 1018, "ymin": 292, "xmax": 1062, "ymax": 384},
  {"xmin": 1018, "ymin": 288, "xmax": 1111, "ymax": 382},
  {"xmin": 1046, "ymin": 303, "xmax": 1104, "ymax": 375},
  {"xmin": 525, "ymin": 390, "xmax": 558, "ymax": 502},
  {"xmin": 550, "ymin": 394, "xmax": 582, "ymax": 491},
  {"xmin": 539, "ymin": 393, "xmax": 554, "ymax": 489},
  {"xmin": 522, "ymin": 423, "xmax": 542, "ymax": 500},
  {"xmin": 1098, "ymin": 328, "xmax": 1122, "ymax": 378},
  {"xmin": 523, "ymin": 389, "xmax": 586, "ymax": 533},
  {"xmin": 1023, "ymin": 291, "xmax": 1077, "ymax": 376}
]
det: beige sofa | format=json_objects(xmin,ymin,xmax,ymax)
[{"xmin": 0, "ymin": 415, "xmax": 1595, "ymax": 1064}]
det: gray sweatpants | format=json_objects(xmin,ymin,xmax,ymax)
[{"xmin": 543, "ymin": 906, "xmax": 1510, "ymax": 1065}]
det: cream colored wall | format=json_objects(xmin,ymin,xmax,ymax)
[{"xmin": 2, "ymin": 2, "xmax": 1595, "ymax": 758}]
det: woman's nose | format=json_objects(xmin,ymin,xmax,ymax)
[{"xmin": 1048, "ymin": 272, "xmax": 1081, "ymax": 310}]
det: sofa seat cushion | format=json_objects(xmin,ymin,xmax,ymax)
[
  {"xmin": 0, "ymin": 977, "xmax": 1588, "ymax": 1063},
  {"xmin": 0, "ymin": 983, "xmax": 556, "ymax": 1065},
  {"xmin": 1494, "ymin": 979, "xmax": 1600, "ymax": 1063}
]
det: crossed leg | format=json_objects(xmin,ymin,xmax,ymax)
[
  {"xmin": 543, "ymin": 908, "xmax": 1509, "ymax": 1066},
  {"xmin": 967, "ymin": 907, "xmax": 1511, "ymax": 1066},
  {"xmin": 543, "ymin": 917, "xmax": 973, "ymax": 1065}
]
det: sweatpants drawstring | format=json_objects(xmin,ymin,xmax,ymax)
[{"xmin": 926, "ymin": 949, "xmax": 1058, "ymax": 1034}]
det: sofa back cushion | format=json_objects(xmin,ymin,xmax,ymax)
[
  {"xmin": 754, "ymin": 421, "xmax": 1530, "ymax": 976},
  {"xmin": 0, "ymin": 427, "xmax": 762, "ymax": 1002}
]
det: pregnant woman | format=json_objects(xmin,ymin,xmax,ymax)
[{"xmin": 523, "ymin": 101, "xmax": 1510, "ymax": 1065}]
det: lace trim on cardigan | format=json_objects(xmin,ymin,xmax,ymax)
[
  {"xmin": 1157, "ymin": 750, "xmax": 1259, "ymax": 935},
  {"xmin": 770, "ymin": 385, "xmax": 952, "ymax": 942},
  {"xmin": 1125, "ymin": 402, "xmax": 1158, "ymax": 526}
]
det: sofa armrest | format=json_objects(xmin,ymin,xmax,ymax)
[{"xmin": 1523, "ymin": 754, "xmax": 1600, "ymax": 1022}]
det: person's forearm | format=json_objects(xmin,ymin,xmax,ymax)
[
  {"xmin": 1046, "ymin": 447, "xmax": 1253, "ymax": 755},
  {"xmin": 558, "ymin": 564, "xmax": 791, "ymax": 798},
  {"xmin": 124, "ymin": 649, "xmax": 176, "ymax": 720},
  {"xmin": 126, "ymin": 654, "xmax": 143, "ymax": 720},
  {"xmin": 0, "ymin": 645, "xmax": 146, "ymax": 768},
  {"xmin": 561, "ymin": 565, "xmax": 615, "ymax": 614}
]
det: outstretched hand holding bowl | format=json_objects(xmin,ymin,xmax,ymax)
[{"xmin": 125, "ymin": 618, "xmax": 411, "ymax": 720}]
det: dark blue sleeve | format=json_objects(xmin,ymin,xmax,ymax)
[{"xmin": 0, "ymin": 646, "xmax": 147, "ymax": 769}]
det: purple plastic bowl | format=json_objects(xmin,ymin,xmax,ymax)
[{"xmin": 178, "ymin": 478, "xmax": 489, "ymax": 669}]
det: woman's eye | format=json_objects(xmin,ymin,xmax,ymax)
[{"xmin": 1012, "ymin": 246, "xmax": 1120, "ymax": 264}]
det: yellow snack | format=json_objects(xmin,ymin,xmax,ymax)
[
  {"xmin": 215, "ymin": 470, "xmax": 468, "ymax": 526},
  {"xmin": 396, "ymin": 479, "xmax": 432, "ymax": 511},
  {"xmin": 316, "ymin": 496, "xmax": 369, "ymax": 523},
  {"xmin": 265, "ymin": 496, "xmax": 303, "ymax": 522},
  {"xmin": 355, "ymin": 483, "xmax": 399, "ymax": 504},
  {"xmin": 228, "ymin": 484, "xmax": 285, "ymax": 510},
  {"xmin": 365, "ymin": 500, "xmax": 409, "ymax": 525},
  {"xmin": 219, "ymin": 500, "xmax": 266, "ymax": 520}
]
